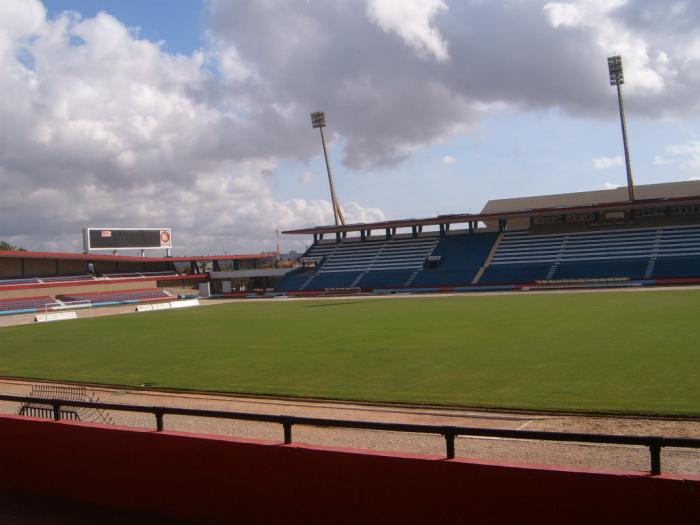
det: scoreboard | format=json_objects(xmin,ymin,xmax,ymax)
[{"xmin": 83, "ymin": 228, "xmax": 172, "ymax": 251}]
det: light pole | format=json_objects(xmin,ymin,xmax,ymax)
[
  {"xmin": 608, "ymin": 55, "xmax": 636, "ymax": 201},
  {"xmin": 311, "ymin": 111, "xmax": 345, "ymax": 225}
]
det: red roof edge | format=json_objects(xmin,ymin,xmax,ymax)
[{"xmin": 0, "ymin": 251, "xmax": 278, "ymax": 263}]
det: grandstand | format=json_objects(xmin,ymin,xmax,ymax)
[
  {"xmin": 0, "ymin": 250, "xmax": 277, "ymax": 315},
  {"xmin": 277, "ymin": 180, "xmax": 700, "ymax": 293},
  {"xmin": 481, "ymin": 225, "xmax": 700, "ymax": 284}
]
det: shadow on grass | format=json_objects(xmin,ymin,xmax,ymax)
[{"xmin": 303, "ymin": 301, "xmax": 368, "ymax": 308}]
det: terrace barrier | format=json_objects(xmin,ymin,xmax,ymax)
[{"xmin": 1, "ymin": 393, "xmax": 698, "ymax": 476}]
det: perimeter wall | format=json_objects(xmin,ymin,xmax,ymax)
[{"xmin": 0, "ymin": 415, "xmax": 698, "ymax": 524}]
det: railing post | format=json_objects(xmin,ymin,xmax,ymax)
[
  {"xmin": 649, "ymin": 442, "xmax": 662, "ymax": 475},
  {"xmin": 283, "ymin": 419, "xmax": 293, "ymax": 444},
  {"xmin": 155, "ymin": 410, "xmax": 164, "ymax": 432},
  {"xmin": 52, "ymin": 402, "xmax": 61, "ymax": 421},
  {"xmin": 444, "ymin": 428, "xmax": 456, "ymax": 459}
]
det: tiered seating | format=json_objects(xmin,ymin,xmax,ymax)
[
  {"xmin": 318, "ymin": 237, "xmax": 439, "ymax": 273},
  {"xmin": 0, "ymin": 277, "xmax": 40, "ymax": 285},
  {"xmin": 0, "ymin": 272, "xmax": 179, "ymax": 287},
  {"xmin": 481, "ymin": 224, "xmax": 700, "ymax": 284},
  {"xmin": 357, "ymin": 270, "xmax": 415, "ymax": 288},
  {"xmin": 0, "ymin": 296, "xmax": 59, "ymax": 314},
  {"xmin": 299, "ymin": 236, "xmax": 439, "ymax": 290},
  {"xmin": 480, "ymin": 263, "xmax": 552, "ymax": 284},
  {"xmin": 275, "ymin": 224, "xmax": 700, "ymax": 291},
  {"xmin": 57, "ymin": 288, "xmax": 170, "ymax": 305},
  {"xmin": 41, "ymin": 274, "xmax": 95, "ymax": 282},
  {"xmin": 555, "ymin": 260, "xmax": 648, "ymax": 279},
  {"xmin": 274, "ymin": 268, "xmax": 317, "ymax": 291},
  {"xmin": 103, "ymin": 271, "xmax": 178, "ymax": 278},
  {"xmin": 276, "ymin": 233, "xmax": 499, "ymax": 291},
  {"xmin": 653, "ymin": 256, "xmax": 700, "ymax": 278},
  {"xmin": 0, "ymin": 274, "xmax": 97, "ymax": 286},
  {"xmin": 305, "ymin": 271, "xmax": 363, "ymax": 290},
  {"xmin": 650, "ymin": 226, "xmax": 700, "ymax": 278},
  {"xmin": 410, "ymin": 232, "xmax": 498, "ymax": 287}
]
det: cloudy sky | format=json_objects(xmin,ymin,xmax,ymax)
[{"xmin": 1, "ymin": 0, "xmax": 699, "ymax": 254}]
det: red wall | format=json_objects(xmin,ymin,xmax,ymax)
[{"xmin": 1, "ymin": 415, "xmax": 698, "ymax": 524}]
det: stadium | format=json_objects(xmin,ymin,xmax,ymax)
[
  {"xmin": 0, "ymin": 3, "xmax": 699, "ymax": 521},
  {"xmin": 2, "ymin": 175, "xmax": 700, "ymax": 522}
]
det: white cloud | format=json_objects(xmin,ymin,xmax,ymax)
[
  {"xmin": 442, "ymin": 154, "xmax": 456, "ymax": 166},
  {"xmin": 0, "ymin": 1, "xmax": 380, "ymax": 253},
  {"xmin": 342, "ymin": 201, "xmax": 386, "ymax": 224},
  {"xmin": 602, "ymin": 182, "xmax": 618, "ymax": 189},
  {"xmin": 366, "ymin": 0, "xmax": 449, "ymax": 61},
  {"xmin": 663, "ymin": 140, "xmax": 700, "ymax": 171},
  {"xmin": 665, "ymin": 140, "xmax": 700, "ymax": 156},
  {"xmin": 208, "ymin": 0, "xmax": 700, "ymax": 171},
  {"xmin": 544, "ymin": 0, "xmax": 665, "ymax": 93},
  {"xmin": 653, "ymin": 155, "xmax": 673, "ymax": 166},
  {"xmin": 593, "ymin": 155, "xmax": 623, "ymax": 169},
  {"xmin": 3, "ymin": 0, "xmax": 700, "ymax": 252},
  {"xmin": 298, "ymin": 170, "xmax": 315, "ymax": 185}
]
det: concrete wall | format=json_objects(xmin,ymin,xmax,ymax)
[
  {"xmin": 92, "ymin": 261, "xmax": 171, "ymax": 274},
  {"xmin": 0, "ymin": 258, "xmax": 22, "ymax": 277},
  {"xmin": 93, "ymin": 261, "xmax": 118, "ymax": 273},
  {"xmin": 24, "ymin": 258, "xmax": 57, "ymax": 276},
  {"xmin": 57, "ymin": 259, "xmax": 88, "ymax": 274},
  {"xmin": 0, "ymin": 415, "xmax": 697, "ymax": 525}
]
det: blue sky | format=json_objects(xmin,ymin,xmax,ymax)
[
  {"xmin": 47, "ymin": 0, "xmax": 685, "ymax": 215},
  {"xmin": 44, "ymin": 0, "xmax": 205, "ymax": 55},
  {"xmin": 2, "ymin": 0, "xmax": 699, "ymax": 253},
  {"xmin": 285, "ymin": 109, "xmax": 698, "ymax": 221}
]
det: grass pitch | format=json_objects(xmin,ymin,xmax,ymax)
[{"xmin": 1, "ymin": 290, "xmax": 699, "ymax": 416}]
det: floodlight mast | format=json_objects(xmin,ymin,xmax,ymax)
[
  {"xmin": 311, "ymin": 111, "xmax": 345, "ymax": 225},
  {"xmin": 608, "ymin": 55, "xmax": 636, "ymax": 202}
]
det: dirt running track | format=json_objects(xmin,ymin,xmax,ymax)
[{"xmin": 0, "ymin": 378, "xmax": 698, "ymax": 476}]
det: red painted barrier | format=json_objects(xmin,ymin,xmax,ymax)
[
  {"xmin": 655, "ymin": 277, "xmax": 700, "ymax": 285},
  {"xmin": 0, "ymin": 415, "xmax": 698, "ymax": 524}
]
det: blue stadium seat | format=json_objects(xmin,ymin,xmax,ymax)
[
  {"xmin": 275, "ymin": 225, "xmax": 700, "ymax": 289},
  {"xmin": 275, "ymin": 232, "xmax": 499, "ymax": 291},
  {"xmin": 480, "ymin": 264, "xmax": 551, "ymax": 284},
  {"xmin": 304, "ymin": 271, "xmax": 363, "ymax": 290},
  {"xmin": 484, "ymin": 224, "xmax": 700, "ymax": 283},
  {"xmin": 274, "ymin": 268, "xmax": 317, "ymax": 291},
  {"xmin": 553, "ymin": 260, "xmax": 647, "ymax": 280},
  {"xmin": 653, "ymin": 255, "xmax": 700, "ymax": 278},
  {"xmin": 356, "ymin": 270, "xmax": 415, "ymax": 288}
]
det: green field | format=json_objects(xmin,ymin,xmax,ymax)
[{"xmin": 1, "ymin": 290, "xmax": 699, "ymax": 416}]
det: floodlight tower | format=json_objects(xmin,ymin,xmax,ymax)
[
  {"xmin": 311, "ymin": 111, "xmax": 345, "ymax": 225},
  {"xmin": 608, "ymin": 55, "xmax": 636, "ymax": 201}
]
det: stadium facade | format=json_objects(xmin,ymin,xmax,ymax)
[{"xmin": 0, "ymin": 251, "xmax": 277, "ymax": 315}]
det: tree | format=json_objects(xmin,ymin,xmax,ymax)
[{"xmin": 0, "ymin": 240, "xmax": 24, "ymax": 251}]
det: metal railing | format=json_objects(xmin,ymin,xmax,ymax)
[{"xmin": 1, "ymin": 393, "xmax": 698, "ymax": 476}]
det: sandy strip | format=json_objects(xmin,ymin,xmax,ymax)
[{"xmin": 1, "ymin": 378, "xmax": 697, "ymax": 475}]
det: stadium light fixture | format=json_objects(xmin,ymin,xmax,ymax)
[
  {"xmin": 310, "ymin": 111, "xmax": 345, "ymax": 226},
  {"xmin": 310, "ymin": 111, "xmax": 326, "ymax": 129},
  {"xmin": 607, "ymin": 55, "xmax": 636, "ymax": 201}
]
